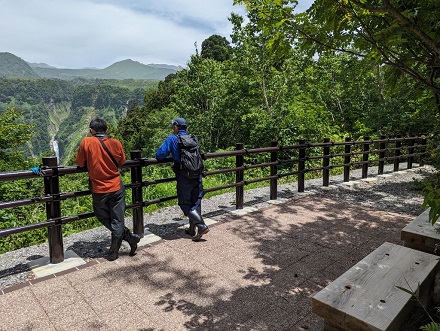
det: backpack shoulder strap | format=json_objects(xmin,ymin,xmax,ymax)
[
  {"xmin": 176, "ymin": 133, "xmax": 183, "ymax": 145},
  {"xmin": 95, "ymin": 136, "xmax": 119, "ymax": 170}
]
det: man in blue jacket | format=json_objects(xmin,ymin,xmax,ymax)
[{"xmin": 155, "ymin": 117, "xmax": 209, "ymax": 241}]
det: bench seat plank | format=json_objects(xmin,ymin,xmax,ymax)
[
  {"xmin": 312, "ymin": 242, "xmax": 440, "ymax": 331},
  {"xmin": 401, "ymin": 208, "xmax": 440, "ymax": 254}
]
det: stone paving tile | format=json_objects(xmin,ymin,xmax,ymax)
[
  {"xmin": 250, "ymin": 295, "xmax": 311, "ymax": 330},
  {"xmin": 46, "ymin": 299, "xmax": 98, "ymax": 330},
  {"xmin": 64, "ymin": 261, "xmax": 106, "ymax": 285},
  {"xmin": 0, "ymin": 286, "xmax": 55, "ymax": 330},
  {"xmin": 65, "ymin": 317, "xmax": 119, "ymax": 331},
  {"xmin": 122, "ymin": 267, "xmax": 243, "ymax": 330},
  {"xmin": 70, "ymin": 270, "xmax": 113, "ymax": 297},
  {"xmin": 292, "ymin": 312, "xmax": 325, "ymax": 331},
  {"xmin": 94, "ymin": 300, "xmax": 157, "ymax": 330},
  {"xmin": 29, "ymin": 274, "xmax": 73, "ymax": 295},
  {"xmin": 196, "ymin": 287, "xmax": 273, "ymax": 328},
  {"xmin": 33, "ymin": 283, "xmax": 80, "ymax": 311},
  {"xmin": 86, "ymin": 288, "xmax": 133, "ymax": 314},
  {"xmin": 0, "ymin": 319, "xmax": 56, "ymax": 331}
]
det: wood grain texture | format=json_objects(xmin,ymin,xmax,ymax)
[
  {"xmin": 401, "ymin": 208, "xmax": 440, "ymax": 254},
  {"xmin": 312, "ymin": 242, "xmax": 440, "ymax": 331}
]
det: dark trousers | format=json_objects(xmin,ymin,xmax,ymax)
[
  {"xmin": 176, "ymin": 174, "xmax": 204, "ymax": 216},
  {"xmin": 92, "ymin": 185, "xmax": 127, "ymax": 238}
]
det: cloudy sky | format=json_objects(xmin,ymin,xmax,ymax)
[{"xmin": 1, "ymin": 0, "xmax": 314, "ymax": 69}]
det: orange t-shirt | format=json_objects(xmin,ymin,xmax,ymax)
[{"xmin": 76, "ymin": 136, "xmax": 126, "ymax": 193}]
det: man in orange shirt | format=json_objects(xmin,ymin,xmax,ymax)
[{"xmin": 76, "ymin": 118, "xmax": 140, "ymax": 261}]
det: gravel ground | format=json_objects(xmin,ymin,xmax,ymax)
[{"xmin": 0, "ymin": 164, "xmax": 436, "ymax": 291}]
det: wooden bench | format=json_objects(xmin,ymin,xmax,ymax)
[
  {"xmin": 401, "ymin": 208, "xmax": 440, "ymax": 255},
  {"xmin": 312, "ymin": 242, "xmax": 440, "ymax": 331}
]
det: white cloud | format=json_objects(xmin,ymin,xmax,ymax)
[
  {"xmin": 0, "ymin": 0, "xmax": 313, "ymax": 69},
  {"xmin": 0, "ymin": 0, "xmax": 245, "ymax": 68}
]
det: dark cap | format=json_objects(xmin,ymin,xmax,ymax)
[{"xmin": 171, "ymin": 118, "xmax": 187, "ymax": 128}]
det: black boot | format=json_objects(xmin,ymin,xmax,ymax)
[
  {"xmin": 108, "ymin": 235, "xmax": 123, "ymax": 261},
  {"xmin": 124, "ymin": 228, "xmax": 141, "ymax": 256},
  {"xmin": 193, "ymin": 223, "xmax": 209, "ymax": 241},
  {"xmin": 187, "ymin": 210, "xmax": 209, "ymax": 241},
  {"xmin": 185, "ymin": 213, "xmax": 196, "ymax": 237}
]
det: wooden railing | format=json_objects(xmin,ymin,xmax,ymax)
[{"xmin": 0, "ymin": 136, "xmax": 428, "ymax": 263}]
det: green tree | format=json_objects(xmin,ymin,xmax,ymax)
[
  {"xmin": 116, "ymin": 74, "xmax": 178, "ymax": 156},
  {"xmin": 234, "ymin": 0, "xmax": 440, "ymax": 110},
  {"xmin": 169, "ymin": 55, "xmax": 234, "ymax": 150},
  {"xmin": 229, "ymin": 10, "xmax": 342, "ymax": 146},
  {"xmin": 201, "ymin": 34, "xmax": 232, "ymax": 62},
  {"xmin": 0, "ymin": 107, "xmax": 33, "ymax": 170}
]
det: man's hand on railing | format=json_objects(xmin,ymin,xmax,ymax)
[{"xmin": 30, "ymin": 165, "xmax": 43, "ymax": 176}]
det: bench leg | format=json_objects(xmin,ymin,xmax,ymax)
[{"xmin": 419, "ymin": 276, "xmax": 436, "ymax": 307}]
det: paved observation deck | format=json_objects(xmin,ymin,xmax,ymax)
[{"xmin": 0, "ymin": 190, "xmax": 423, "ymax": 331}]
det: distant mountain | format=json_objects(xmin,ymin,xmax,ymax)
[
  {"xmin": 0, "ymin": 52, "xmax": 183, "ymax": 80},
  {"xmin": 27, "ymin": 62, "xmax": 57, "ymax": 69},
  {"xmin": 0, "ymin": 52, "xmax": 39, "ymax": 78},
  {"xmin": 148, "ymin": 63, "xmax": 182, "ymax": 70},
  {"xmin": 97, "ymin": 59, "xmax": 181, "ymax": 80}
]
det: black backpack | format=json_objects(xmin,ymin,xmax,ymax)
[{"xmin": 176, "ymin": 133, "xmax": 203, "ymax": 179}]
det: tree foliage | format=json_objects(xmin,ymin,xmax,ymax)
[
  {"xmin": 115, "ymin": 4, "xmax": 437, "ymax": 157},
  {"xmin": 201, "ymin": 34, "xmax": 232, "ymax": 62},
  {"xmin": 0, "ymin": 107, "xmax": 33, "ymax": 151},
  {"xmin": 234, "ymin": 0, "xmax": 440, "ymax": 110},
  {"xmin": 115, "ymin": 74, "xmax": 178, "ymax": 156}
]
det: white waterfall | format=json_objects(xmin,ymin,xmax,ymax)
[{"xmin": 50, "ymin": 138, "xmax": 60, "ymax": 165}]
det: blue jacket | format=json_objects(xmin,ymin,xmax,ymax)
[{"xmin": 155, "ymin": 129, "xmax": 188, "ymax": 162}]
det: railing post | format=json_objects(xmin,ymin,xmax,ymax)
[
  {"xmin": 236, "ymin": 143, "xmax": 244, "ymax": 209},
  {"xmin": 130, "ymin": 150, "xmax": 144, "ymax": 237},
  {"xmin": 407, "ymin": 138, "xmax": 415, "ymax": 169},
  {"xmin": 362, "ymin": 136, "xmax": 370, "ymax": 179},
  {"xmin": 343, "ymin": 137, "xmax": 351, "ymax": 182},
  {"xmin": 298, "ymin": 140, "xmax": 306, "ymax": 192},
  {"xmin": 270, "ymin": 141, "xmax": 278, "ymax": 200},
  {"xmin": 420, "ymin": 135, "xmax": 427, "ymax": 166},
  {"xmin": 323, "ymin": 138, "xmax": 330, "ymax": 186},
  {"xmin": 43, "ymin": 156, "xmax": 64, "ymax": 264},
  {"xmin": 378, "ymin": 136, "xmax": 386, "ymax": 175},
  {"xmin": 394, "ymin": 136, "xmax": 402, "ymax": 172}
]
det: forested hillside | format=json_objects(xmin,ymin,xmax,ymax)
[
  {"xmin": 0, "ymin": 53, "xmax": 38, "ymax": 78},
  {"xmin": 0, "ymin": 78, "xmax": 158, "ymax": 164}
]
